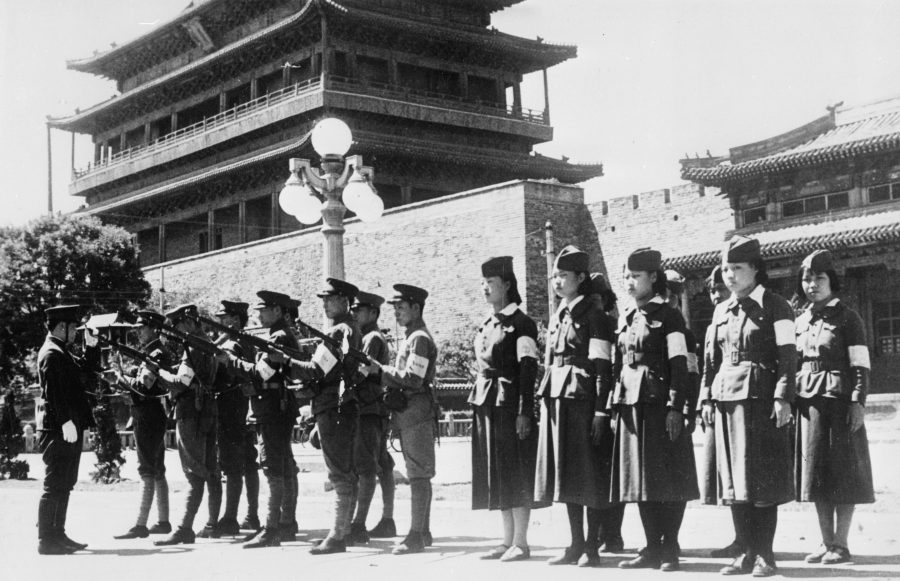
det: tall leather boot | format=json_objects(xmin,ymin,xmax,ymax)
[
  {"xmin": 579, "ymin": 507, "xmax": 602, "ymax": 567},
  {"xmin": 620, "ymin": 502, "xmax": 661, "ymax": 569},
  {"xmin": 599, "ymin": 503, "xmax": 625, "ymax": 552},
  {"xmin": 243, "ymin": 476, "xmax": 282, "ymax": 548},
  {"xmin": 215, "ymin": 475, "xmax": 242, "ymax": 535},
  {"xmin": 198, "ymin": 476, "xmax": 223, "ymax": 538},
  {"xmin": 56, "ymin": 492, "xmax": 87, "ymax": 551},
  {"xmin": 37, "ymin": 497, "xmax": 71, "ymax": 555},
  {"xmin": 242, "ymin": 468, "xmax": 260, "ymax": 529},
  {"xmin": 279, "ymin": 466, "xmax": 299, "ymax": 540}
]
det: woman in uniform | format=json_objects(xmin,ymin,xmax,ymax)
[
  {"xmin": 792, "ymin": 249, "xmax": 874, "ymax": 565},
  {"xmin": 611, "ymin": 249, "xmax": 698, "ymax": 572},
  {"xmin": 470, "ymin": 256, "xmax": 543, "ymax": 562},
  {"xmin": 534, "ymin": 245, "xmax": 616, "ymax": 567},
  {"xmin": 701, "ymin": 236, "xmax": 797, "ymax": 577}
]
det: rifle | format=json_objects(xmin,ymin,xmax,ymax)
[
  {"xmin": 294, "ymin": 318, "xmax": 371, "ymax": 366},
  {"xmin": 141, "ymin": 316, "xmax": 224, "ymax": 358},
  {"xmin": 184, "ymin": 311, "xmax": 305, "ymax": 361},
  {"xmin": 86, "ymin": 331, "xmax": 169, "ymax": 398}
]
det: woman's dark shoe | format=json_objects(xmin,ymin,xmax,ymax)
[
  {"xmin": 240, "ymin": 515, "xmax": 261, "ymax": 531},
  {"xmin": 821, "ymin": 546, "xmax": 851, "ymax": 565},
  {"xmin": 751, "ymin": 555, "xmax": 777, "ymax": 577},
  {"xmin": 479, "ymin": 544, "xmax": 509, "ymax": 560},
  {"xmin": 500, "ymin": 545, "xmax": 530, "ymax": 562},
  {"xmin": 805, "ymin": 544, "xmax": 830, "ymax": 563},
  {"xmin": 599, "ymin": 537, "xmax": 625, "ymax": 553},
  {"xmin": 114, "ymin": 525, "xmax": 149, "ymax": 539},
  {"xmin": 154, "ymin": 527, "xmax": 195, "ymax": 546},
  {"xmin": 577, "ymin": 546, "xmax": 602, "ymax": 567},
  {"xmin": 242, "ymin": 528, "xmax": 280, "ymax": 549},
  {"xmin": 310, "ymin": 536, "xmax": 347, "ymax": 555},
  {"xmin": 619, "ymin": 550, "xmax": 662, "ymax": 569},
  {"xmin": 392, "ymin": 531, "xmax": 425, "ymax": 555},
  {"xmin": 720, "ymin": 553, "xmax": 754, "ymax": 575},
  {"xmin": 148, "ymin": 521, "xmax": 172, "ymax": 535},
  {"xmin": 548, "ymin": 545, "xmax": 583, "ymax": 565},
  {"xmin": 369, "ymin": 517, "xmax": 397, "ymax": 538}
]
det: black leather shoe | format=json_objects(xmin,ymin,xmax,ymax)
[
  {"xmin": 805, "ymin": 544, "xmax": 829, "ymax": 563},
  {"xmin": 480, "ymin": 544, "xmax": 509, "ymax": 560},
  {"xmin": 349, "ymin": 522, "xmax": 370, "ymax": 545},
  {"xmin": 114, "ymin": 525, "xmax": 149, "ymax": 540},
  {"xmin": 215, "ymin": 518, "xmax": 241, "ymax": 536},
  {"xmin": 310, "ymin": 537, "xmax": 347, "ymax": 555},
  {"xmin": 148, "ymin": 521, "xmax": 172, "ymax": 535},
  {"xmin": 720, "ymin": 553, "xmax": 755, "ymax": 575},
  {"xmin": 38, "ymin": 538, "xmax": 76, "ymax": 555},
  {"xmin": 660, "ymin": 559, "xmax": 680, "ymax": 572},
  {"xmin": 369, "ymin": 517, "xmax": 397, "ymax": 538},
  {"xmin": 619, "ymin": 552, "xmax": 661, "ymax": 569},
  {"xmin": 711, "ymin": 540, "xmax": 744, "ymax": 559},
  {"xmin": 821, "ymin": 546, "xmax": 851, "ymax": 565},
  {"xmin": 548, "ymin": 545, "xmax": 584, "ymax": 565},
  {"xmin": 424, "ymin": 529, "xmax": 433, "ymax": 547},
  {"xmin": 240, "ymin": 515, "xmax": 261, "ymax": 531},
  {"xmin": 279, "ymin": 520, "xmax": 298, "ymax": 542},
  {"xmin": 243, "ymin": 528, "xmax": 280, "ymax": 549},
  {"xmin": 58, "ymin": 533, "xmax": 88, "ymax": 551},
  {"xmin": 752, "ymin": 555, "xmax": 777, "ymax": 577},
  {"xmin": 196, "ymin": 524, "xmax": 222, "ymax": 539},
  {"xmin": 599, "ymin": 537, "xmax": 625, "ymax": 553},
  {"xmin": 393, "ymin": 531, "xmax": 425, "ymax": 555},
  {"xmin": 577, "ymin": 546, "xmax": 602, "ymax": 567},
  {"xmin": 154, "ymin": 527, "xmax": 195, "ymax": 546}
]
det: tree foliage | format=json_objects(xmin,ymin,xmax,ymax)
[{"xmin": 0, "ymin": 213, "xmax": 151, "ymax": 384}]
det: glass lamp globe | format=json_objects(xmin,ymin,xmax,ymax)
[
  {"xmin": 355, "ymin": 191, "xmax": 384, "ymax": 223},
  {"xmin": 341, "ymin": 170, "xmax": 371, "ymax": 214},
  {"xmin": 311, "ymin": 118, "xmax": 352, "ymax": 157},
  {"xmin": 293, "ymin": 190, "xmax": 324, "ymax": 225},
  {"xmin": 278, "ymin": 174, "xmax": 306, "ymax": 216}
]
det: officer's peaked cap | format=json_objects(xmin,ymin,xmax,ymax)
[
  {"xmin": 316, "ymin": 278, "xmax": 359, "ymax": 300},
  {"xmin": 135, "ymin": 309, "xmax": 165, "ymax": 326},
  {"xmin": 255, "ymin": 290, "xmax": 293, "ymax": 310},
  {"xmin": 165, "ymin": 303, "xmax": 198, "ymax": 323},
  {"xmin": 215, "ymin": 300, "xmax": 249, "ymax": 317},
  {"xmin": 387, "ymin": 284, "xmax": 428, "ymax": 306},
  {"xmin": 354, "ymin": 291, "xmax": 385, "ymax": 309},
  {"xmin": 45, "ymin": 305, "xmax": 80, "ymax": 324}
]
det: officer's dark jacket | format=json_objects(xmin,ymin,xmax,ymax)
[
  {"xmin": 170, "ymin": 331, "xmax": 219, "ymax": 420},
  {"xmin": 288, "ymin": 312, "xmax": 361, "ymax": 415},
  {"xmin": 127, "ymin": 337, "xmax": 175, "ymax": 408},
  {"xmin": 612, "ymin": 295, "xmax": 689, "ymax": 410},
  {"xmin": 468, "ymin": 303, "xmax": 540, "ymax": 415},
  {"xmin": 37, "ymin": 334, "xmax": 95, "ymax": 432},
  {"xmin": 701, "ymin": 284, "xmax": 797, "ymax": 403},
  {"xmin": 795, "ymin": 298, "xmax": 870, "ymax": 404},
  {"xmin": 357, "ymin": 322, "xmax": 391, "ymax": 416},
  {"xmin": 537, "ymin": 294, "xmax": 614, "ymax": 413},
  {"xmin": 214, "ymin": 334, "xmax": 254, "ymax": 427},
  {"xmin": 230, "ymin": 318, "xmax": 300, "ymax": 423}
]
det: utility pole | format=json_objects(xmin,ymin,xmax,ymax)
[
  {"xmin": 545, "ymin": 221, "xmax": 556, "ymax": 318},
  {"xmin": 46, "ymin": 122, "xmax": 53, "ymax": 214}
]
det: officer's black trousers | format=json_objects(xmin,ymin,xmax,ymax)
[{"xmin": 38, "ymin": 431, "xmax": 82, "ymax": 540}]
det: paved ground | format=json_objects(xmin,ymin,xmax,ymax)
[{"xmin": 2, "ymin": 424, "xmax": 899, "ymax": 581}]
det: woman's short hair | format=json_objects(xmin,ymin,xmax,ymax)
[
  {"xmin": 793, "ymin": 265, "xmax": 841, "ymax": 301},
  {"xmin": 651, "ymin": 269, "xmax": 668, "ymax": 297},
  {"xmin": 575, "ymin": 271, "xmax": 592, "ymax": 297}
]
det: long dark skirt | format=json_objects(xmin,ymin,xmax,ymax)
[
  {"xmin": 611, "ymin": 403, "xmax": 699, "ymax": 503},
  {"xmin": 716, "ymin": 399, "xmax": 793, "ymax": 505},
  {"xmin": 534, "ymin": 397, "xmax": 613, "ymax": 509},
  {"xmin": 699, "ymin": 421, "xmax": 718, "ymax": 505},
  {"xmin": 471, "ymin": 404, "xmax": 546, "ymax": 510},
  {"xmin": 795, "ymin": 397, "xmax": 875, "ymax": 504}
]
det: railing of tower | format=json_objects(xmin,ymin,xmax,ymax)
[
  {"xmin": 72, "ymin": 73, "xmax": 548, "ymax": 180},
  {"xmin": 326, "ymin": 75, "xmax": 548, "ymax": 124},
  {"xmin": 73, "ymin": 77, "xmax": 323, "ymax": 178}
]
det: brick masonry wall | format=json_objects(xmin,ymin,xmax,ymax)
[{"xmin": 142, "ymin": 180, "xmax": 587, "ymax": 347}]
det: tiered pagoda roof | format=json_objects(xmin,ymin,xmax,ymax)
[{"xmin": 682, "ymin": 96, "xmax": 900, "ymax": 186}]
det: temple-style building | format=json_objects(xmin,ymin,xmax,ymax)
[
  {"xmin": 48, "ymin": 0, "xmax": 602, "ymax": 266},
  {"xmin": 676, "ymin": 95, "xmax": 900, "ymax": 391}
]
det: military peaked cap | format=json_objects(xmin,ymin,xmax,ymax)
[
  {"xmin": 627, "ymin": 248, "xmax": 662, "ymax": 272},
  {"xmin": 354, "ymin": 291, "xmax": 385, "ymax": 309},
  {"xmin": 554, "ymin": 245, "xmax": 589, "ymax": 272},
  {"xmin": 590, "ymin": 272, "xmax": 611, "ymax": 295},
  {"xmin": 665, "ymin": 269, "xmax": 685, "ymax": 294},
  {"xmin": 801, "ymin": 249, "xmax": 834, "ymax": 272},
  {"xmin": 316, "ymin": 278, "xmax": 359, "ymax": 300},
  {"xmin": 481, "ymin": 256, "xmax": 515, "ymax": 278},
  {"xmin": 45, "ymin": 305, "xmax": 80, "ymax": 324},
  {"xmin": 135, "ymin": 309, "xmax": 165, "ymax": 326},
  {"xmin": 255, "ymin": 290, "xmax": 293, "ymax": 310},
  {"xmin": 165, "ymin": 303, "xmax": 198, "ymax": 323},
  {"xmin": 215, "ymin": 300, "xmax": 249, "ymax": 317},
  {"xmin": 387, "ymin": 284, "xmax": 429, "ymax": 306},
  {"xmin": 723, "ymin": 235, "xmax": 761, "ymax": 263}
]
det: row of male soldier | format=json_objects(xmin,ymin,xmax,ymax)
[{"xmin": 69, "ymin": 279, "xmax": 436, "ymax": 555}]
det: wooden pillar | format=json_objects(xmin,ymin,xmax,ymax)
[
  {"xmin": 282, "ymin": 63, "xmax": 291, "ymax": 87},
  {"xmin": 320, "ymin": 16, "xmax": 329, "ymax": 84},
  {"xmin": 158, "ymin": 223, "xmax": 167, "ymax": 263},
  {"xmin": 170, "ymin": 111, "xmax": 179, "ymax": 132},
  {"xmin": 542, "ymin": 68, "xmax": 551, "ymax": 123},
  {"xmin": 143, "ymin": 122, "xmax": 152, "ymax": 145},
  {"xmin": 270, "ymin": 190, "xmax": 281, "ymax": 235},
  {"xmin": 250, "ymin": 77, "xmax": 259, "ymax": 100},
  {"xmin": 119, "ymin": 132, "xmax": 127, "ymax": 152},
  {"xmin": 94, "ymin": 142, "xmax": 102, "ymax": 164},
  {"xmin": 207, "ymin": 209, "xmax": 216, "ymax": 252},
  {"xmin": 238, "ymin": 200, "xmax": 248, "ymax": 244},
  {"xmin": 219, "ymin": 92, "xmax": 228, "ymax": 113},
  {"xmin": 496, "ymin": 79, "xmax": 506, "ymax": 106},
  {"xmin": 311, "ymin": 53, "xmax": 320, "ymax": 78},
  {"xmin": 459, "ymin": 72, "xmax": 469, "ymax": 99},
  {"xmin": 512, "ymin": 80, "xmax": 522, "ymax": 112},
  {"xmin": 400, "ymin": 185, "xmax": 413, "ymax": 206}
]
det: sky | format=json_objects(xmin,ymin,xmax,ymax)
[{"xmin": 3, "ymin": 0, "xmax": 900, "ymax": 226}]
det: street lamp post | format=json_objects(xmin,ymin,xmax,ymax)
[{"xmin": 278, "ymin": 118, "xmax": 384, "ymax": 280}]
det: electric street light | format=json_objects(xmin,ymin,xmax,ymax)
[{"xmin": 278, "ymin": 118, "xmax": 384, "ymax": 280}]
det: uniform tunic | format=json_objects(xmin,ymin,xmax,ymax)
[
  {"xmin": 702, "ymin": 284, "xmax": 797, "ymax": 505},
  {"xmin": 794, "ymin": 298, "xmax": 874, "ymax": 504},
  {"xmin": 37, "ymin": 335, "xmax": 95, "ymax": 497},
  {"xmin": 610, "ymin": 296, "xmax": 699, "ymax": 503},
  {"xmin": 534, "ymin": 295, "xmax": 615, "ymax": 509},
  {"xmin": 382, "ymin": 321, "xmax": 439, "ymax": 481},
  {"xmin": 214, "ymin": 336, "xmax": 257, "ymax": 478},
  {"xmin": 469, "ymin": 303, "xmax": 544, "ymax": 511},
  {"xmin": 354, "ymin": 322, "xmax": 392, "ymax": 478},
  {"xmin": 128, "ymin": 338, "xmax": 173, "ymax": 479},
  {"xmin": 169, "ymin": 336, "xmax": 219, "ymax": 480}
]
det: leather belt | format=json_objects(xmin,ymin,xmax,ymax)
[
  {"xmin": 552, "ymin": 355, "xmax": 589, "ymax": 368},
  {"xmin": 623, "ymin": 351, "xmax": 662, "ymax": 366},
  {"xmin": 479, "ymin": 368, "xmax": 516, "ymax": 379},
  {"xmin": 261, "ymin": 381, "xmax": 282, "ymax": 391},
  {"xmin": 801, "ymin": 360, "xmax": 840, "ymax": 373},
  {"xmin": 727, "ymin": 350, "xmax": 759, "ymax": 365}
]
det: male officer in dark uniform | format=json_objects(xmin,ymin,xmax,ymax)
[
  {"xmin": 232, "ymin": 291, "xmax": 301, "ymax": 549},
  {"xmin": 348, "ymin": 290, "xmax": 393, "ymax": 543},
  {"xmin": 36, "ymin": 305, "xmax": 95, "ymax": 555},
  {"xmin": 359, "ymin": 284, "xmax": 439, "ymax": 555},
  {"xmin": 275, "ymin": 278, "xmax": 362, "ymax": 554},
  {"xmin": 154, "ymin": 304, "xmax": 221, "ymax": 546},
  {"xmin": 204, "ymin": 300, "xmax": 260, "ymax": 536},
  {"xmin": 113, "ymin": 310, "xmax": 174, "ymax": 539}
]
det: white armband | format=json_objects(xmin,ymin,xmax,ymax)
[
  {"xmin": 312, "ymin": 343, "xmax": 338, "ymax": 374},
  {"xmin": 256, "ymin": 359, "xmax": 277, "ymax": 381},
  {"xmin": 666, "ymin": 332, "xmax": 688, "ymax": 359},
  {"xmin": 848, "ymin": 345, "xmax": 871, "ymax": 369},
  {"xmin": 588, "ymin": 338, "xmax": 612, "ymax": 361},
  {"xmin": 176, "ymin": 362, "xmax": 195, "ymax": 386},
  {"xmin": 774, "ymin": 319, "xmax": 795, "ymax": 346},
  {"xmin": 406, "ymin": 353, "xmax": 429, "ymax": 379},
  {"xmin": 516, "ymin": 336, "xmax": 539, "ymax": 361}
]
